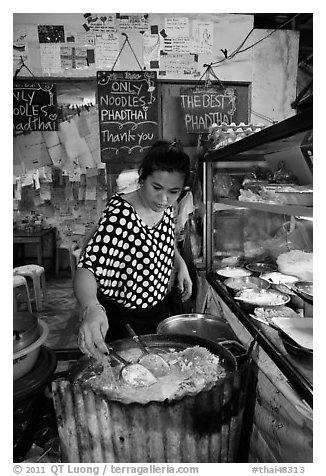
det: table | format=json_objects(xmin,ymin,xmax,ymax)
[{"xmin": 13, "ymin": 227, "xmax": 57, "ymax": 271}]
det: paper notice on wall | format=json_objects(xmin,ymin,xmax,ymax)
[
  {"xmin": 159, "ymin": 53, "xmax": 200, "ymax": 77},
  {"xmin": 21, "ymin": 173, "xmax": 34, "ymax": 187},
  {"xmin": 68, "ymin": 168, "xmax": 82, "ymax": 182},
  {"xmin": 13, "ymin": 138, "xmax": 26, "ymax": 176},
  {"xmin": 43, "ymin": 131, "xmax": 60, "ymax": 148},
  {"xmin": 43, "ymin": 130, "xmax": 67, "ymax": 168},
  {"xmin": 86, "ymin": 135, "xmax": 101, "ymax": 166},
  {"xmin": 58, "ymin": 120, "xmax": 81, "ymax": 143},
  {"xmin": 86, "ymin": 108, "xmax": 100, "ymax": 135},
  {"xmin": 164, "ymin": 17, "xmax": 189, "ymax": 38},
  {"xmin": 39, "ymin": 182, "xmax": 52, "ymax": 201},
  {"xmin": 143, "ymin": 31, "xmax": 162, "ymax": 69},
  {"xmin": 78, "ymin": 184, "xmax": 86, "ymax": 201},
  {"xmin": 95, "ymin": 33, "xmax": 120, "ymax": 69},
  {"xmin": 38, "ymin": 166, "xmax": 53, "ymax": 182},
  {"xmin": 47, "ymin": 143, "xmax": 67, "ymax": 168},
  {"xmin": 85, "ymin": 175, "xmax": 97, "ymax": 201},
  {"xmin": 191, "ymin": 20, "xmax": 214, "ymax": 54},
  {"xmin": 16, "ymin": 132, "xmax": 52, "ymax": 171},
  {"xmin": 75, "ymin": 113, "xmax": 90, "ymax": 137},
  {"xmin": 163, "ymin": 37, "xmax": 190, "ymax": 54},
  {"xmin": 84, "ymin": 15, "xmax": 116, "ymax": 33},
  {"xmin": 15, "ymin": 179, "xmax": 22, "ymax": 200},
  {"xmin": 40, "ymin": 44, "xmax": 62, "ymax": 74},
  {"xmin": 75, "ymin": 138, "xmax": 95, "ymax": 169},
  {"xmin": 117, "ymin": 14, "xmax": 149, "ymax": 31},
  {"xmin": 72, "ymin": 224, "xmax": 86, "ymax": 235},
  {"xmin": 14, "ymin": 24, "xmax": 39, "ymax": 43}
]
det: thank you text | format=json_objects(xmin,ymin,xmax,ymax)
[{"xmin": 97, "ymin": 71, "xmax": 159, "ymax": 163}]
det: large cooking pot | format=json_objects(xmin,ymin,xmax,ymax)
[
  {"xmin": 53, "ymin": 334, "xmax": 248, "ymax": 463},
  {"xmin": 157, "ymin": 313, "xmax": 237, "ymax": 342},
  {"xmin": 13, "ymin": 312, "xmax": 40, "ymax": 353}
]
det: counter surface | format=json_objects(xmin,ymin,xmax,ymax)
[{"xmin": 207, "ymin": 272, "xmax": 313, "ymax": 407}]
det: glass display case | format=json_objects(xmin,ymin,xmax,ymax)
[
  {"xmin": 203, "ymin": 107, "xmax": 313, "ymax": 273},
  {"xmin": 202, "ymin": 108, "xmax": 313, "ymax": 411}
]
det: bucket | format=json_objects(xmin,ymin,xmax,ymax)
[{"xmin": 52, "ymin": 334, "xmax": 248, "ymax": 463}]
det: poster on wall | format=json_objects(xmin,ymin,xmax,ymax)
[
  {"xmin": 97, "ymin": 71, "xmax": 159, "ymax": 164},
  {"xmin": 180, "ymin": 86, "xmax": 238, "ymax": 133},
  {"xmin": 13, "ymin": 81, "xmax": 58, "ymax": 132}
]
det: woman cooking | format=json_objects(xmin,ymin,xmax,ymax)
[{"xmin": 74, "ymin": 140, "xmax": 193, "ymax": 358}]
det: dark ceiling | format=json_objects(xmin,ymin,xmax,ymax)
[{"xmin": 250, "ymin": 13, "xmax": 313, "ymax": 66}]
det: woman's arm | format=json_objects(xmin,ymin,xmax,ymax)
[
  {"xmin": 174, "ymin": 243, "xmax": 193, "ymax": 302},
  {"xmin": 73, "ymin": 267, "xmax": 109, "ymax": 357}
]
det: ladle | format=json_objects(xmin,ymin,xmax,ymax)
[
  {"xmin": 124, "ymin": 323, "xmax": 171, "ymax": 377},
  {"xmin": 107, "ymin": 345, "xmax": 158, "ymax": 387},
  {"xmin": 67, "ymin": 348, "xmax": 157, "ymax": 388}
]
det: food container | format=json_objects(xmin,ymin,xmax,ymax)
[
  {"xmin": 260, "ymin": 272, "xmax": 298, "ymax": 285},
  {"xmin": 245, "ymin": 262, "xmax": 278, "ymax": 276},
  {"xmin": 235, "ymin": 289, "xmax": 290, "ymax": 312},
  {"xmin": 253, "ymin": 306, "xmax": 298, "ymax": 320},
  {"xmin": 216, "ymin": 267, "xmax": 252, "ymax": 279},
  {"xmin": 52, "ymin": 334, "xmax": 249, "ymax": 463},
  {"xmin": 293, "ymin": 281, "xmax": 313, "ymax": 301},
  {"xmin": 13, "ymin": 320, "xmax": 49, "ymax": 381},
  {"xmin": 224, "ymin": 276, "xmax": 270, "ymax": 295},
  {"xmin": 274, "ymin": 284, "xmax": 304, "ymax": 311},
  {"xmin": 13, "ymin": 312, "xmax": 40, "ymax": 353},
  {"xmin": 156, "ymin": 313, "xmax": 237, "ymax": 342}
]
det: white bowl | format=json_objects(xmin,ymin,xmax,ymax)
[{"xmin": 13, "ymin": 320, "xmax": 49, "ymax": 381}]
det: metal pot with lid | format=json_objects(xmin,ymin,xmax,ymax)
[
  {"xmin": 52, "ymin": 333, "xmax": 248, "ymax": 463},
  {"xmin": 13, "ymin": 312, "xmax": 40, "ymax": 353}
]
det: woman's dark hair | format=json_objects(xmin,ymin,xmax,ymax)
[{"xmin": 138, "ymin": 140, "xmax": 190, "ymax": 184}]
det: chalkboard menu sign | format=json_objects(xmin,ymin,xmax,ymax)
[
  {"xmin": 97, "ymin": 71, "xmax": 159, "ymax": 164},
  {"xmin": 13, "ymin": 81, "xmax": 58, "ymax": 132},
  {"xmin": 180, "ymin": 86, "xmax": 239, "ymax": 133}
]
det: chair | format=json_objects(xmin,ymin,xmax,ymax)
[
  {"xmin": 13, "ymin": 275, "xmax": 33, "ymax": 313},
  {"xmin": 14, "ymin": 264, "xmax": 46, "ymax": 312}
]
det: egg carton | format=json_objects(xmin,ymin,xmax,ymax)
[{"xmin": 208, "ymin": 122, "xmax": 267, "ymax": 149}]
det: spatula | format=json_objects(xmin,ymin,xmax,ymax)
[{"xmin": 124, "ymin": 323, "xmax": 171, "ymax": 377}]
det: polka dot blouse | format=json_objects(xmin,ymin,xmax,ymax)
[{"xmin": 78, "ymin": 194, "xmax": 175, "ymax": 309}]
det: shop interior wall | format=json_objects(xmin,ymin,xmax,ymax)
[{"xmin": 13, "ymin": 13, "xmax": 300, "ymax": 261}]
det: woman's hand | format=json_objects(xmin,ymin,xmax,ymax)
[
  {"xmin": 176, "ymin": 263, "xmax": 193, "ymax": 302},
  {"xmin": 78, "ymin": 302, "xmax": 109, "ymax": 358}
]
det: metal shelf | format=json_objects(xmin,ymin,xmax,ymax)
[
  {"xmin": 213, "ymin": 198, "xmax": 313, "ymax": 218},
  {"xmin": 203, "ymin": 108, "xmax": 312, "ymax": 162}
]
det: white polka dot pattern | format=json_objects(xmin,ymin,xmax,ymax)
[{"xmin": 78, "ymin": 194, "xmax": 175, "ymax": 309}]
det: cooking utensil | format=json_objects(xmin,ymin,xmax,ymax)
[
  {"xmin": 107, "ymin": 345, "xmax": 158, "ymax": 387},
  {"xmin": 68, "ymin": 347, "xmax": 158, "ymax": 387},
  {"xmin": 124, "ymin": 323, "xmax": 170, "ymax": 377}
]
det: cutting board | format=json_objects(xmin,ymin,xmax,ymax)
[{"xmin": 271, "ymin": 317, "xmax": 313, "ymax": 349}]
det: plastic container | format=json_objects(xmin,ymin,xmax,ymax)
[{"xmin": 13, "ymin": 321, "xmax": 49, "ymax": 381}]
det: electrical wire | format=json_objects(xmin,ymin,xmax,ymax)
[{"xmin": 211, "ymin": 13, "xmax": 302, "ymax": 67}]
